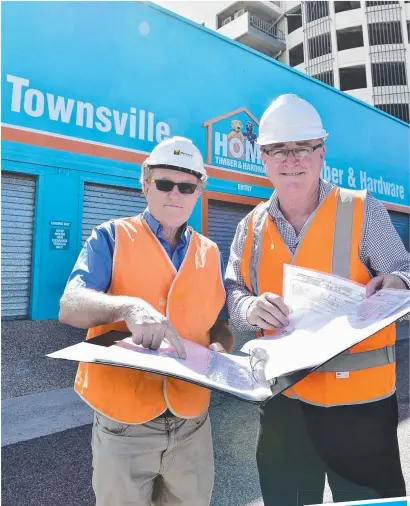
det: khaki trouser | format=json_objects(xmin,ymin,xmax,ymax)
[{"xmin": 91, "ymin": 410, "xmax": 214, "ymax": 506}]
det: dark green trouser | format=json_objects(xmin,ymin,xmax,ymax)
[{"xmin": 256, "ymin": 393, "xmax": 405, "ymax": 506}]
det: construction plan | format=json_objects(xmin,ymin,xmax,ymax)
[{"xmin": 48, "ymin": 265, "xmax": 410, "ymax": 403}]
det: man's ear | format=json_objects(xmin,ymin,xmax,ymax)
[
  {"xmin": 320, "ymin": 144, "xmax": 326, "ymax": 162},
  {"xmin": 143, "ymin": 179, "xmax": 149, "ymax": 196},
  {"xmin": 260, "ymin": 151, "xmax": 269, "ymax": 171}
]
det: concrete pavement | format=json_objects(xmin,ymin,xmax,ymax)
[{"xmin": 1, "ymin": 321, "xmax": 409, "ymax": 505}]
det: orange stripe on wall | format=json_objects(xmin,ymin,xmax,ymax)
[
  {"xmin": 3, "ymin": 125, "xmax": 273, "ymax": 188},
  {"xmin": 3, "ymin": 126, "xmax": 410, "ymax": 215},
  {"xmin": 383, "ymin": 202, "xmax": 410, "ymax": 214},
  {"xmin": 2, "ymin": 126, "xmax": 148, "ymax": 165}
]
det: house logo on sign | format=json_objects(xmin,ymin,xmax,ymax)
[{"xmin": 203, "ymin": 108, "xmax": 266, "ymax": 177}]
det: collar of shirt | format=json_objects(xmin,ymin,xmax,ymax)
[
  {"xmin": 268, "ymin": 178, "xmax": 335, "ymax": 219},
  {"xmin": 142, "ymin": 208, "xmax": 190, "ymax": 245}
]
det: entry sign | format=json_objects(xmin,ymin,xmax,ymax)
[
  {"xmin": 49, "ymin": 221, "xmax": 71, "ymax": 250},
  {"xmin": 312, "ymin": 498, "xmax": 408, "ymax": 506}
]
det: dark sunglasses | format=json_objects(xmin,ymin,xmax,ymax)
[{"xmin": 149, "ymin": 179, "xmax": 198, "ymax": 195}]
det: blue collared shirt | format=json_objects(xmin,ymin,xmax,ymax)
[{"xmin": 67, "ymin": 209, "xmax": 227, "ymax": 320}]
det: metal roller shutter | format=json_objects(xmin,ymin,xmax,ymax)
[
  {"xmin": 208, "ymin": 200, "xmax": 255, "ymax": 265},
  {"xmin": 82, "ymin": 183, "xmax": 147, "ymax": 243},
  {"xmin": 389, "ymin": 211, "xmax": 409, "ymax": 251},
  {"xmin": 1, "ymin": 172, "xmax": 36, "ymax": 319}
]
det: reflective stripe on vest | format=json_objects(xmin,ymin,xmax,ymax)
[
  {"xmin": 324, "ymin": 188, "xmax": 392, "ymax": 375},
  {"xmin": 249, "ymin": 202, "xmax": 269, "ymax": 297},
  {"xmin": 316, "ymin": 345, "xmax": 395, "ymax": 372},
  {"xmin": 332, "ymin": 188, "xmax": 356, "ymax": 279},
  {"xmin": 243, "ymin": 186, "xmax": 396, "ymax": 406}
]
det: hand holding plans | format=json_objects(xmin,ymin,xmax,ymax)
[
  {"xmin": 48, "ymin": 331, "xmax": 273, "ymax": 402},
  {"xmin": 242, "ymin": 265, "xmax": 410, "ymax": 382},
  {"xmin": 48, "ymin": 265, "xmax": 410, "ymax": 403}
]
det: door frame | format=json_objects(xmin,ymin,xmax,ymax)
[{"xmin": 202, "ymin": 191, "xmax": 264, "ymax": 236}]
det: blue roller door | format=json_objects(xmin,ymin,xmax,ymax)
[
  {"xmin": 207, "ymin": 200, "xmax": 255, "ymax": 266},
  {"xmin": 82, "ymin": 183, "xmax": 147, "ymax": 244},
  {"xmin": 1, "ymin": 172, "xmax": 37, "ymax": 319},
  {"xmin": 389, "ymin": 211, "xmax": 409, "ymax": 251}
]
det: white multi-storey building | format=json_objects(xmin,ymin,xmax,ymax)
[{"xmin": 158, "ymin": 1, "xmax": 410, "ymax": 122}]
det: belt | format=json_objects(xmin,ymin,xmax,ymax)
[{"xmin": 156, "ymin": 409, "xmax": 176, "ymax": 419}]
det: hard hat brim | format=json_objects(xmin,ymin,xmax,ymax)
[
  {"xmin": 257, "ymin": 131, "xmax": 328, "ymax": 145},
  {"xmin": 148, "ymin": 164, "xmax": 206, "ymax": 181}
]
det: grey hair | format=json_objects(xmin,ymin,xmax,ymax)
[
  {"xmin": 140, "ymin": 161, "xmax": 207, "ymax": 191},
  {"xmin": 140, "ymin": 161, "xmax": 154, "ymax": 186}
]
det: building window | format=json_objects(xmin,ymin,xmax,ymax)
[
  {"xmin": 312, "ymin": 71, "xmax": 334, "ymax": 86},
  {"xmin": 287, "ymin": 7, "xmax": 302, "ymax": 34},
  {"xmin": 407, "ymin": 21, "xmax": 410, "ymax": 43},
  {"xmin": 218, "ymin": 13, "xmax": 232, "ymax": 29},
  {"xmin": 339, "ymin": 65, "xmax": 367, "ymax": 91},
  {"xmin": 334, "ymin": 1, "xmax": 360, "ymax": 13},
  {"xmin": 368, "ymin": 22, "xmax": 403, "ymax": 45},
  {"xmin": 376, "ymin": 103, "xmax": 409, "ymax": 123},
  {"xmin": 289, "ymin": 43, "xmax": 304, "ymax": 67},
  {"xmin": 308, "ymin": 33, "xmax": 332, "ymax": 59},
  {"xmin": 306, "ymin": 1, "xmax": 329, "ymax": 23},
  {"xmin": 337, "ymin": 26, "xmax": 364, "ymax": 51},
  {"xmin": 366, "ymin": 1, "xmax": 398, "ymax": 6},
  {"xmin": 371, "ymin": 62, "xmax": 407, "ymax": 86}
]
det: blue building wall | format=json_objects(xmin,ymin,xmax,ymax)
[{"xmin": 1, "ymin": 1, "xmax": 409, "ymax": 319}]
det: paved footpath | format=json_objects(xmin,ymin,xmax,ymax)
[{"xmin": 2, "ymin": 322, "xmax": 409, "ymax": 505}]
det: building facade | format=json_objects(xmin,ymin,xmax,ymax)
[
  {"xmin": 162, "ymin": 1, "xmax": 410, "ymax": 122},
  {"xmin": 2, "ymin": 2, "xmax": 409, "ymax": 322}
]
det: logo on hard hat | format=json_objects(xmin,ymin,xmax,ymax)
[
  {"xmin": 203, "ymin": 108, "xmax": 265, "ymax": 177},
  {"xmin": 174, "ymin": 148, "xmax": 193, "ymax": 158}
]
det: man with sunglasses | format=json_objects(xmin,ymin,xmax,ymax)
[
  {"xmin": 226, "ymin": 94, "xmax": 409, "ymax": 505},
  {"xmin": 59, "ymin": 136, "xmax": 233, "ymax": 506}
]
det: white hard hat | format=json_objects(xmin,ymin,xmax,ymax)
[
  {"xmin": 257, "ymin": 94, "xmax": 328, "ymax": 145},
  {"xmin": 145, "ymin": 136, "xmax": 207, "ymax": 181}
]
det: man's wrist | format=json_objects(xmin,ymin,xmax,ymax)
[
  {"xmin": 239, "ymin": 296, "xmax": 261, "ymax": 331},
  {"xmin": 242, "ymin": 296, "xmax": 257, "ymax": 326},
  {"xmin": 391, "ymin": 273, "xmax": 410, "ymax": 290},
  {"xmin": 116, "ymin": 296, "xmax": 140, "ymax": 321}
]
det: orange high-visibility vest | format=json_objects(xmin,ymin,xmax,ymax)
[
  {"xmin": 74, "ymin": 216, "xmax": 226, "ymax": 423},
  {"xmin": 241, "ymin": 187, "xmax": 396, "ymax": 407}
]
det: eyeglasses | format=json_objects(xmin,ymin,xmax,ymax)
[
  {"xmin": 262, "ymin": 143, "xmax": 323, "ymax": 161},
  {"xmin": 149, "ymin": 179, "xmax": 198, "ymax": 195}
]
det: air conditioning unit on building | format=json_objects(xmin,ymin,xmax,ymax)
[
  {"xmin": 234, "ymin": 9, "xmax": 245, "ymax": 19},
  {"xmin": 222, "ymin": 16, "xmax": 232, "ymax": 26}
]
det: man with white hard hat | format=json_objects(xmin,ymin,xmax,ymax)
[
  {"xmin": 226, "ymin": 94, "xmax": 409, "ymax": 504},
  {"xmin": 59, "ymin": 136, "xmax": 234, "ymax": 506}
]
